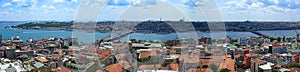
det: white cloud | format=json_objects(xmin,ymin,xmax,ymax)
[
  {"xmin": 41, "ymin": 5, "xmax": 47, "ymax": 8},
  {"xmin": 2, "ymin": 3, "xmax": 12, "ymax": 7},
  {"xmin": 12, "ymin": 0, "xmax": 27, "ymax": 7},
  {"xmin": 0, "ymin": 12, "xmax": 8, "ymax": 15},
  {"xmin": 53, "ymin": 0, "xmax": 64, "ymax": 3},
  {"xmin": 132, "ymin": 0, "xmax": 157, "ymax": 6},
  {"xmin": 41, "ymin": 5, "xmax": 56, "ymax": 13},
  {"xmin": 223, "ymin": 0, "xmax": 300, "ymax": 14},
  {"xmin": 9, "ymin": 8, "xmax": 13, "ymax": 10},
  {"xmin": 48, "ymin": 5, "xmax": 56, "ymax": 10},
  {"xmin": 183, "ymin": 0, "xmax": 209, "ymax": 7},
  {"xmin": 53, "ymin": 0, "xmax": 77, "ymax": 3},
  {"xmin": 250, "ymin": 2, "xmax": 264, "ymax": 8},
  {"xmin": 70, "ymin": 0, "xmax": 77, "ymax": 3},
  {"xmin": 11, "ymin": 0, "xmax": 38, "ymax": 9},
  {"xmin": 30, "ymin": 0, "xmax": 38, "ymax": 7},
  {"xmin": 106, "ymin": 0, "xmax": 158, "ymax": 6},
  {"xmin": 221, "ymin": 0, "xmax": 300, "ymax": 21},
  {"xmin": 12, "ymin": 0, "xmax": 26, "ymax": 3},
  {"xmin": 115, "ymin": 1, "xmax": 189, "ymax": 21},
  {"xmin": 42, "ymin": 5, "xmax": 56, "ymax": 10},
  {"xmin": 63, "ymin": 8, "xmax": 75, "ymax": 13},
  {"xmin": 29, "ymin": 0, "xmax": 38, "ymax": 9},
  {"xmin": 225, "ymin": 0, "xmax": 300, "ymax": 11}
]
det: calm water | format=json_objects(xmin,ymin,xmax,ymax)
[
  {"xmin": 0, "ymin": 22, "xmax": 110, "ymax": 43},
  {"xmin": 258, "ymin": 30, "xmax": 300, "ymax": 38},
  {"xmin": 0, "ymin": 22, "xmax": 298, "ymax": 43}
]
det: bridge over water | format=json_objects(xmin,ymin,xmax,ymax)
[
  {"xmin": 102, "ymin": 31, "xmax": 133, "ymax": 42},
  {"xmin": 250, "ymin": 31, "xmax": 270, "ymax": 38}
]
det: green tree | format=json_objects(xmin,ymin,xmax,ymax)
[
  {"xmin": 220, "ymin": 68, "xmax": 229, "ymax": 72},
  {"xmin": 270, "ymin": 37, "xmax": 276, "ymax": 41},
  {"xmin": 276, "ymin": 37, "xmax": 281, "ymax": 42},
  {"xmin": 62, "ymin": 45, "xmax": 69, "ymax": 49},
  {"xmin": 289, "ymin": 64, "xmax": 300, "ymax": 68}
]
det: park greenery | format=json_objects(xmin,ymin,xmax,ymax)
[{"xmin": 12, "ymin": 21, "xmax": 74, "ymax": 28}]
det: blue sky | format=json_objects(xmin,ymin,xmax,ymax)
[{"xmin": 0, "ymin": 0, "xmax": 300, "ymax": 21}]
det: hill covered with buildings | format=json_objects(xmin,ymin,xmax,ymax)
[{"xmin": 10, "ymin": 21, "xmax": 300, "ymax": 33}]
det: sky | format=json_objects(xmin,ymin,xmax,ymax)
[{"xmin": 0, "ymin": 0, "xmax": 300, "ymax": 21}]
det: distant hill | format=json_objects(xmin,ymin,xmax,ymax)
[{"xmin": 11, "ymin": 21, "xmax": 300, "ymax": 33}]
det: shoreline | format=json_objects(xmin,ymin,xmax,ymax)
[{"xmin": 9, "ymin": 21, "xmax": 300, "ymax": 33}]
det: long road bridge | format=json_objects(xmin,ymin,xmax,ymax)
[
  {"xmin": 102, "ymin": 31, "xmax": 133, "ymax": 42},
  {"xmin": 250, "ymin": 31, "xmax": 270, "ymax": 38},
  {"xmin": 101, "ymin": 30, "xmax": 271, "ymax": 42}
]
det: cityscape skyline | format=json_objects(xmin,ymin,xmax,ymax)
[
  {"xmin": 2, "ymin": 0, "xmax": 300, "ymax": 72},
  {"xmin": 0, "ymin": 0, "xmax": 300, "ymax": 21}
]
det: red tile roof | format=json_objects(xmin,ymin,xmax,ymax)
[
  {"xmin": 220, "ymin": 58, "xmax": 235, "ymax": 71},
  {"xmin": 105, "ymin": 61, "xmax": 131, "ymax": 72},
  {"xmin": 105, "ymin": 63, "xmax": 122, "ymax": 72},
  {"xmin": 139, "ymin": 51, "xmax": 157, "ymax": 59},
  {"xmin": 35, "ymin": 57, "xmax": 48, "ymax": 63},
  {"xmin": 170, "ymin": 46, "xmax": 183, "ymax": 49},
  {"xmin": 139, "ymin": 64, "xmax": 161, "ymax": 70},
  {"xmin": 200, "ymin": 59, "xmax": 211, "ymax": 66},
  {"xmin": 245, "ymin": 54, "xmax": 255, "ymax": 57},
  {"xmin": 179, "ymin": 54, "xmax": 200, "ymax": 63},
  {"xmin": 99, "ymin": 50, "xmax": 112, "ymax": 60},
  {"xmin": 96, "ymin": 70, "xmax": 103, "ymax": 72},
  {"xmin": 170, "ymin": 63, "xmax": 178, "ymax": 71},
  {"xmin": 170, "ymin": 50, "xmax": 176, "ymax": 53}
]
